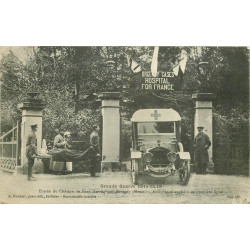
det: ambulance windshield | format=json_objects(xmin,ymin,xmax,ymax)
[{"xmin": 138, "ymin": 122, "xmax": 175, "ymax": 134}]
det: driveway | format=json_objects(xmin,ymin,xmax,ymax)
[{"xmin": 1, "ymin": 170, "xmax": 249, "ymax": 204}]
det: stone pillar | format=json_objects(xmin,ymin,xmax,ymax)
[
  {"xmin": 192, "ymin": 93, "xmax": 214, "ymax": 171},
  {"xmin": 100, "ymin": 92, "xmax": 121, "ymax": 170},
  {"xmin": 18, "ymin": 92, "xmax": 45, "ymax": 167}
]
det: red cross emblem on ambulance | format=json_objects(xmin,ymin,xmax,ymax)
[{"xmin": 151, "ymin": 110, "xmax": 161, "ymax": 120}]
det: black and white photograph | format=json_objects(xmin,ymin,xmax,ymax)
[
  {"xmin": 1, "ymin": 2, "xmax": 250, "ymax": 250},
  {"xmin": 0, "ymin": 46, "xmax": 249, "ymax": 204}
]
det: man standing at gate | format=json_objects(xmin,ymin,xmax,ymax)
[
  {"xmin": 26, "ymin": 123, "xmax": 38, "ymax": 181},
  {"xmin": 193, "ymin": 126, "xmax": 211, "ymax": 175},
  {"xmin": 89, "ymin": 125, "xmax": 101, "ymax": 176},
  {"xmin": 90, "ymin": 125, "xmax": 101, "ymax": 155}
]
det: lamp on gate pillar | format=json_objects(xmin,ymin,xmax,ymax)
[
  {"xmin": 197, "ymin": 61, "xmax": 210, "ymax": 93},
  {"xmin": 105, "ymin": 50, "xmax": 118, "ymax": 89}
]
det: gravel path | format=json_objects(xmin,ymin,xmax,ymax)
[{"xmin": 1, "ymin": 170, "xmax": 249, "ymax": 204}]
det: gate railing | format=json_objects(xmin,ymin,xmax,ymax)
[
  {"xmin": 213, "ymin": 142, "xmax": 249, "ymax": 176},
  {"xmin": 0, "ymin": 122, "xmax": 21, "ymax": 172}
]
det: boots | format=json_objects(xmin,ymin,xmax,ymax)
[
  {"xmin": 30, "ymin": 174, "xmax": 37, "ymax": 181},
  {"xmin": 202, "ymin": 163, "xmax": 207, "ymax": 175},
  {"xmin": 28, "ymin": 167, "xmax": 37, "ymax": 181},
  {"xmin": 196, "ymin": 164, "xmax": 202, "ymax": 174}
]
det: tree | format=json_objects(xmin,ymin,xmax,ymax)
[{"xmin": 0, "ymin": 46, "xmax": 248, "ymax": 172}]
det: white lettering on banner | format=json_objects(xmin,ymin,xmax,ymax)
[
  {"xmin": 144, "ymin": 78, "xmax": 169, "ymax": 84},
  {"xmin": 141, "ymin": 84, "xmax": 174, "ymax": 91},
  {"xmin": 142, "ymin": 71, "xmax": 174, "ymax": 78},
  {"xmin": 141, "ymin": 71, "xmax": 175, "ymax": 91},
  {"xmin": 141, "ymin": 84, "xmax": 153, "ymax": 90}
]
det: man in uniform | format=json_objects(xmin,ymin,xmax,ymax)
[
  {"xmin": 90, "ymin": 125, "xmax": 101, "ymax": 155},
  {"xmin": 89, "ymin": 125, "xmax": 101, "ymax": 176},
  {"xmin": 193, "ymin": 126, "xmax": 211, "ymax": 174},
  {"xmin": 26, "ymin": 123, "xmax": 38, "ymax": 181}
]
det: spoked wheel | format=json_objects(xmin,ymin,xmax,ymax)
[
  {"xmin": 179, "ymin": 160, "xmax": 190, "ymax": 185},
  {"xmin": 131, "ymin": 159, "xmax": 139, "ymax": 185}
]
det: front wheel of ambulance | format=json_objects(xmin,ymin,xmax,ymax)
[
  {"xmin": 179, "ymin": 160, "xmax": 190, "ymax": 185},
  {"xmin": 131, "ymin": 159, "xmax": 139, "ymax": 185}
]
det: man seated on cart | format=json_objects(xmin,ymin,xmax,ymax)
[{"xmin": 49, "ymin": 127, "xmax": 67, "ymax": 173}]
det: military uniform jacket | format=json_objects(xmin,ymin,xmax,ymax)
[
  {"xmin": 53, "ymin": 134, "xmax": 66, "ymax": 149},
  {"xmin": 194, "ymin": 132, "xmax": 211, "ymax": 164},
  {"xmin": 26, "ymin": 132, "xmax": 38, "ymax": 158}
]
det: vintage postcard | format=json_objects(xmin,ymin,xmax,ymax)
[{"xmin": 0, "ymin": 46, "xmax": 249, "ymax": 204}]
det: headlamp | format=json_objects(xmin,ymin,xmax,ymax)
[
  {"xmin": 143, "ymin": 152, "xmax": 153, "ymax": 163},
  {"xmin": 167, "ymin": 152, "xmax": 177, "ymax": 162}
]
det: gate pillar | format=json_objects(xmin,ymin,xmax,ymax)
[
  {"xmin": 18, "ymin": 92, "xmax": 45, "ymax": 167},
  {"xmin": 192, "ymin": 93, "xmax": 214, "ymax": 172},
  {"xmin": 100, "ymin": 92, "xmax": 121, "ymax": 171}
]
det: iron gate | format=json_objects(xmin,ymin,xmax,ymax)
[{"xmin": 0, "ymin": 122, "xmax": 21, "ymax": 172}]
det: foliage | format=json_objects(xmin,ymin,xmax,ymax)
[
  {"xmin": 0, "ymin": 46, "xmax": 248, "ymax": 174},
  {"xmin": 121, "ymin": 120, "xmax": 132, "ymax": 160}
]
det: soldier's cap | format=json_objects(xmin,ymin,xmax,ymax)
[
  {"xmin": 197, "ymin": 125, "xmax": 204, "ymax": 128},
  {"xmin": 30, "ymin": 123, "xmax": 38, "ymax": 128}
]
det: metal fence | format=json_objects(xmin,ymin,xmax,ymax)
[
  {"xmin": 213, "ymin": 142, "xmax": 249, "ymax": 176},
  {"xmin": 0, "ymin": 122, "xmax": 21, "ymax": 172}
]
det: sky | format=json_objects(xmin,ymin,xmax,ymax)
[{"xmin": 0, "ymin": 46, "xmax": 32, "ymax": 62}]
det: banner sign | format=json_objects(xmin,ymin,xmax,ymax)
[{"xmin": 141, "ymin": 71, "xmax": 175, "ymax": 90}]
